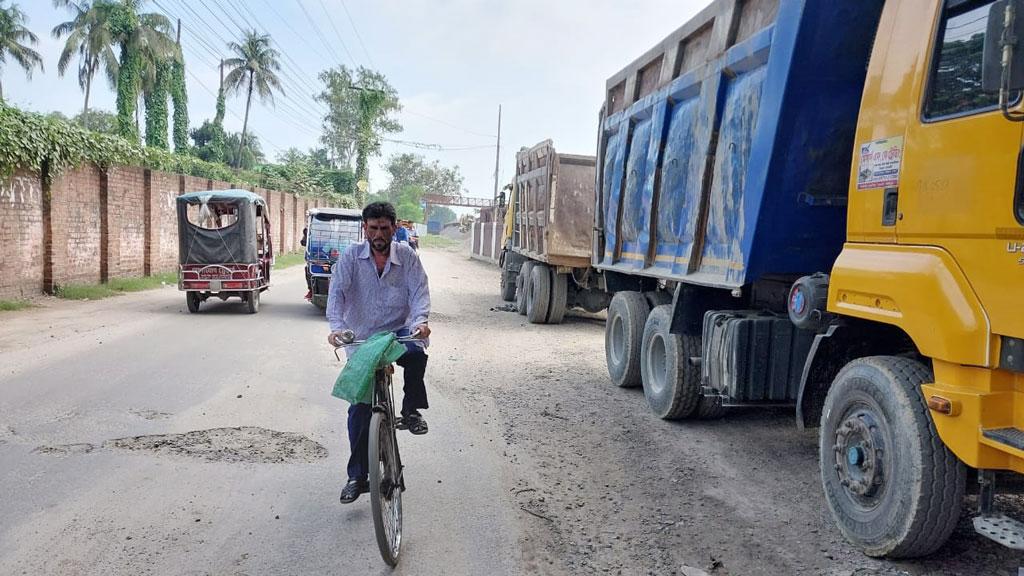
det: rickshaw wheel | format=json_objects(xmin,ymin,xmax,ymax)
[
  {"xmin": 186, "ymin": 292, "xmax": 201, "ymax": 314},
  {"xmin": 246, "ymin": 290, "xmax": 260, "ymax": 314}
]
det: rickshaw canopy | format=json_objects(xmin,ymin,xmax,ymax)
[{"xmin": 177, "ymin": 190, "xmax": 268, "ymax": 265}]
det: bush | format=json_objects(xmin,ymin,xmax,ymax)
[{"xmin": 0, "ymin": 104, "xmax": 354, "ymax": 204}]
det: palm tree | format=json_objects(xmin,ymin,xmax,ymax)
[
  {"xmin": 224, "ymin": 30, "xmax": 283, "ymax": 168},
  {"xmin": 108, "ymin": 0, "xmax": 174, "ymax": 141},
  {"xmin": 0, "ymin": 1, "xmax": 43, "ymax": 102},
  {"xmin": 52, "ymin": 0, "xmax": 119, "ymax": 129}
]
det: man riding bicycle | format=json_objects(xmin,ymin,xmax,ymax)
[{"xmin": 327, "ymin": 201, "xmax": 432, "ymax": 504}]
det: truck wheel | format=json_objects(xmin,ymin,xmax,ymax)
[
  {"xmin": 605, "ymin": 292, "xmax": 650, "ymax": 388},
  {"xmin": 500, "ymin": 258, "xmax": 517, "ymax": 302},
  {"xmin": 246, "ymin": 290, "xmax": 260, "ymax": 314},
  {"xmin": 546, "ymin": 270, "xmax": 568, "ymax": 324},
  {"xmin": 819, "ymin": 356, "xmax": 965, "ymax": 558},
  {"xmin": 526, "ymin": 264, "xmax": 551, "ymax": 324},
  {"xmin": 186, "ymin": 292, "xmax": 200, "ymax": 314},
  {"xmin": 516, "ymin": 261, "xmax": 536, "ymax": 315},
  {"xmin": 640, "ymin": 305, "xmax": 700, "ymax": 419}
]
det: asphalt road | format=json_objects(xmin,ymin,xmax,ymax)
[
  {"xmin": 0, "ymin": 250, "xmax": 519, "ymax": 575},
  {"xmin": 4, "ymin": 245, "xmax": 1024, "ymax": 576}
]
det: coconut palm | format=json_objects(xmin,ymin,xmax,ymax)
[
  {"xmin": 52, "ymin": 0, "xmax": 119, "ymax": 128},
  {"xmin": 223, "ymin": 30, "xmax": 283, "ymax": 167},
  {"xmin": 0, "ymin": 1, "xmax": 43, "ymax": 102},
  {"xmin": 108, "ymin": 0, "xmax": 174, "ymax": 141}
]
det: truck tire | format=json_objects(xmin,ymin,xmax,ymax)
[
  {"xmin": 500, "ymin": 258, "xmax": 517, "ymax": 302},
  {"xmin": 516, "ymin": 261, "xmax": 536, "ymax": 315},
  {"xmin": 605, "ymin": 291, "xmax": 650, "ymax": 388},
  {"xmin": 819, "ymin": 356, "xmax": 965, "ymax": 558},
  {"xmin": 640, "ymin": 305, "xmax": 700, "ymax": 419},
  {"xmin": 546, "ymin": 270, "xmax": 568, "ymax": 324},
  {"xmin": 526, "ymin": 264, "xmax": 551, "ymax": 324}
]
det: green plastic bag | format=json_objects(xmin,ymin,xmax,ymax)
[{"xmin": 332, "ymin": 332, "xmax": 406, "ymax": 404}]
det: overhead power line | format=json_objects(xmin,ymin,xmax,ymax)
[
  {"xmin": 336, "ymin": 0, "xmax": 375, "ymax": 68},
  {"xmin": 315, "ymin": 0, "xmax": 359, "ymax": 68},
  {"xmin": 382, "ymin": 137, "xmax": 497, "ymax": 152}
]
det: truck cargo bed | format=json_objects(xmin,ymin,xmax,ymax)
[
  {"xmin": 594, "ymin": 0, "xmax": 884, "ymax": 288},
  {"xmin": 510, "ymin": 140, "xmax": 596, "ymax": 268}
]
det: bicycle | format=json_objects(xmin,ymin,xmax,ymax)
[{"xmin": 333, "ymin": 330, "xmax": 421, "ymax": 567}]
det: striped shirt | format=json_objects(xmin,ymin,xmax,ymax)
[{"xmin": 326, "ymin": 240, "xmax": 430, "ymax": 347}]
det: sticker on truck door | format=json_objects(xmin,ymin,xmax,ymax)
[{"xmin": 857, "ymin": 136, "xmax": 904, "ymax": 190}]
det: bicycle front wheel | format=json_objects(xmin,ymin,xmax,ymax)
[{"xmin": 368, "ymin": 411, "xmax": 403, "ymax": 566}]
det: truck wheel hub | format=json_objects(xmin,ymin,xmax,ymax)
[{"xmin": 833, "ymin": 411, "xmax": 885, "ymax": 499}]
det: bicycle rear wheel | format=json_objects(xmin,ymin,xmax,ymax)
[{"xmin": 368, "ymin": 411, "xmax": 403, "ymax": 566}]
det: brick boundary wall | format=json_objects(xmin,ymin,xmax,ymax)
[
  {"xmin": 0, "ymin": 170, "xmax": 44, "ymax": 298},
  {"xmin": 0, "ymin": 164, "xmax": 340, "ymax": 300}
]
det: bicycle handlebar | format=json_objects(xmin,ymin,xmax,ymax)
[{"xmin": 332, "ymin": 329, "xmax": 424, "ymax": 350}]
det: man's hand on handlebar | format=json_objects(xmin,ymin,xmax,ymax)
[
  {"xmin": 328, "ymin": 326, "xmax": 429, "ymax": 348},
  {"xmin": 412, "ymin": 324, "xmax": 430, "ymax": 339},
  {"xmin": 328, "ymin": 329, "xmax": 355, "ymax": 347}
]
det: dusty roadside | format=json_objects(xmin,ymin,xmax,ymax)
[{"xmin": 427, "ymin": 247, "xmax": 1024, "ymax": 576}]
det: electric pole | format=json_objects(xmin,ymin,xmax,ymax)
[{"xmin": 493, "ymin": 105, "xmax": 502, "ymax": 202}]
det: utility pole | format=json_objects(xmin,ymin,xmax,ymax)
[
  {"xmin": 176, "ymin": 18, "xmax": 181, "ymax": 44},
  {"xmin": 219, "ymin": 59, "xmax": 224, "ymax": 91},
  {"xmin": 493, "ymin": 104, "xmax": 502, "ymax": 202}
]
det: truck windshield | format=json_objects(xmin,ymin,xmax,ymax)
[
  {"xmin": 924, "ymin": 0, "xmax": 1000, "ymax": 120},
  {"xmin": 307, "ymin": 216, "xmax": 361, "ymax": 260}
]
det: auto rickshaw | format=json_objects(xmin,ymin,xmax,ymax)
[
  {"xmin": 302, "ymin": 207, "xmax": 362, "ymax": 309},
  {"xmin": 177, "ymin": 190, "xmax": 272, "ymax": 314}
]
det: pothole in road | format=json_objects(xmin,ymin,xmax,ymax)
[{"xmin": 35, "ymin": 427, "xmax": 328, "ymax": 463}]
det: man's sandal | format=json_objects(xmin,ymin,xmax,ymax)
[{"xmin": 398, "ymin": 412, "xmax": 428, "ymax": 435}]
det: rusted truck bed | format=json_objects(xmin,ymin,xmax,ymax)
[{"xmin": 509, "ymin": 140, "xmax": 595, "ymax": 268}]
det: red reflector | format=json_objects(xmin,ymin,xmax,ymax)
[
  {"xmin": 185, "ymin": 281, "xmax": 209, "ymax": 289},
  {"xmin": 222, "ymin": 281, "xmax": 245, "ymax": 289}
]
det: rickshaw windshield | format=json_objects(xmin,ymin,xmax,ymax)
[
  {"xmin": 307, "ymin": 214, "xmax": 362, "ymax": 261},
  {"xmin": 185, "ymin": 201, "xmax": 240, "ymax": 230}
]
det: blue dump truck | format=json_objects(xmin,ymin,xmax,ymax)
[{"xmin": 594, "ymin": 0, "xmax": 1024, "ymax": 557}]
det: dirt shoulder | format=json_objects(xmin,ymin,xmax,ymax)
[{"xmin": 423, "ymin": 248, "xmax": 1024, "ymax": 576}]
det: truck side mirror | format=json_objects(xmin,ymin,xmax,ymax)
[{"xmin": 983, "ymin": 0, "xmax": 1024, "ymax": 92}]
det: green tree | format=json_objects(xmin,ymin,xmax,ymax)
[
  {"xmin": 382, "ymin": 152, "xmax": 464, "ymax": 201},
  {"xmin": 141, "ymin": 54, "xmax": 172, "ymax": 148},
  {"xmin": 223, "ymin": 30, "xmax": 283, "ymax": 168},
  {"xmin": 223, "ymin": 131, "xmax": 263, "ymax": 170},
  {"xmin": 52, "ymin": 0, "xmax": 119, "ymax": 129},
  {"xmin": 0, "ymin": 1, "xmax": 43, "ymax": 101},
  {"xmin": 108, "ymin": 0, "xmax": 174, "ymax": 142},
  {"xmin": 393, "ymin": 183, "xmax": 424, "ymax": 222},
  {"xmin": 428, "ymin": 205, "xmax": 457, "ymax": 225},
  {"xmin": 316, "ymin": 65, "xmax": 401, "ymax": 203},
  {"xmin": 72, "ymin": 108, "xmax": 117, "ymax": 134},
  {"xmin": 169, "ymin": 49, "xmax": 187, "ymax": 152}
]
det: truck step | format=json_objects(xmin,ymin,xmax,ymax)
[
  {"xmin": 973, "ymin": 514, "xmax": 1024, "ymax": 550},
  {"xmin": 982, "ymin": 427, "xmax": 1024, "ymax": 451}
]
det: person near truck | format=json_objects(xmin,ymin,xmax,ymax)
[{"xmin": 326, "ymin": 201, "xmax": 432, "ymax": 504}]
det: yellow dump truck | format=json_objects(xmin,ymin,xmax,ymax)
[{"xmin": 592, "ymin": 0, "xmax": 1024, "ymax": 558}]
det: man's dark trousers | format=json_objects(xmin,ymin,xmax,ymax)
[{"xmin": 346, "ymin": 348, "xmax": 428, "ymax": 480}]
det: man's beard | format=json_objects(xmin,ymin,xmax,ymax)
[{"xmin": 371, "ymin": 239, "xmax": 389, "ymax": 252}]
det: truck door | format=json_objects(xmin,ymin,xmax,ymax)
[{"xmin": 899, "ymin": 0, "xmax": 1024, "ymax": 339}]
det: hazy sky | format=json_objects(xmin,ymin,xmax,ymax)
[{"xmin": 6, "ymin": 0, "xmax": 711, "ymax": 201}]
